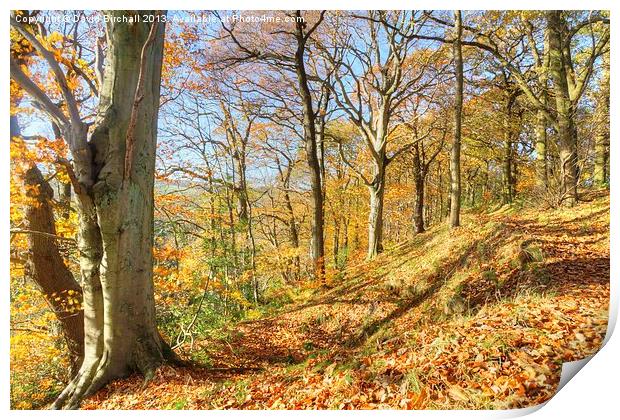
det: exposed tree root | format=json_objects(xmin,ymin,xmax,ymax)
[
  {"xmin": 52, "ymin": 334, "xmax": 184, "ymax": 409},
  {"xmin": 52, "ymin": 357, "xmax": 108, "ymax": 410}
]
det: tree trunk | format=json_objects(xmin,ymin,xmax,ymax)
[
  {"xmin": 547, "ymin": 11, "xmax": 578, "ymax": 206},
  {"xmin": 502, "ymin": 124, "xmax": 514, "ymax": 204},
  {"xmin": 23, "ymin": 166, "xmax": 85, "ymax": 375},
  {"xmin": 13, "ymin": 108, "xmax": 86, "ymax": 375},
  {"xmin": 534, "ymin": 28, "xmax": 550, "ymax": 190},
  {"xmin": 233, "ymin": 150, "xmax": 249, "ymax": 224},
  {"xmin": 367, "ymin": 167, "xmax": 386, "ymax": 259},
  {"xmin": 502, "ymin": 90, "xmax": 519, "ymax": 205},
  {"xmin": 53, "ymin": 13, "xmax": 176, "ymax": 409},
  {"xmin": 412, "ymin": 146, "xmax": 425, "ymax": 234},
  {"xmin": 437, "ymin": 161, "xmax": 444, "ymax": 222},
  {"xmin": 294, "ymin": 15, "xmax": 325, "ymax": 281},
  {"xmin": 425, "ymin": 179, "xmax": 433, "ymax": 228},
  {"xmin": 413, "ymin": 176, "xmax": 425, "ymax": 234},
  {"xmin": 594, "ymin": 128, "xmax": 609, "ymax": 187},
  {"xmin": 449, "ymin": 10, "xmax": 463, "ymax": 227},
  {"xmin": 283, "ymin": 189, "xmax": 301, "ymax": 280},
  {"xmin": 341, "ymin": 218, "xmax": 349, "ymax": 266},
  {"xmin": 332, "ymin": 218, "xmax": 340, "ymax": 267},
  {"xmin": 535, "ymin": 109, "xmax": 548, "ymax": 188},
  {"xmin": 594, "ymin": 53, "xmax": 609, "ymax": 187}
]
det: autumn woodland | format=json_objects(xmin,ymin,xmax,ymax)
[{"xmin": 9, "ymin": 10, "xmax": 610, "ymax": 409}]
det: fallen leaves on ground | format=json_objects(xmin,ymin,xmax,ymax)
[{"xmin": 82, "ymin": 195, "xmax": 609, "ymax": 410}]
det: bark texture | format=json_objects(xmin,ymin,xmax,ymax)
[
  {"xmin": 411, "ymin": 140, "xmax": 442, "ymax": 234},
  {"xmin": 547, "ymin": 11, "xmax": 578, "ymax": 206},
  {"xmin": 535, "ymin": 109, "xmax": 548, "ymax": 188},
  {"xmin": 593, "ymin": 52, "xmax": 609, "ymax": 187},
  {"xmin": 449, "ymin": 10, "xmax": 463, "ymax": 228},
  {"xmin": 533, "ymin": 27, "xmax": 550, "ymax": 189},
  {"xmin": 294, "ymin": 13, "xmax": 326, "ymax": 281},
  {"xmin": 53, "ymin": 12, "xmax": 175, "ymax": 409},
  {"xmin": 367, "ymin": 164, "xmax": 386, "ymax": 258},
  {"xmin": 23, "ymin": 166, "xmax": 85, "ymax": 374},
  {"xmin": 501, "ymin": 89, "xmax": 519, "ymax": 204}
]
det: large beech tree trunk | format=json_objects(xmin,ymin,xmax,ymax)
[
  {"xmin": 53, "ymin": 12, "xmax": 176, "ymax": 409},
  {"xmin": 449, "ymin": 10, "xmax": 463, "ymax": 228}
]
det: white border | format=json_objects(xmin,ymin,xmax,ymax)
[{"xmin": 2, "ymin": 1, "xmax": 618, "ymax": 418}]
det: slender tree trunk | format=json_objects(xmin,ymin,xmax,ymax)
[
  {"xmin": 594, "ymin": 53, "xmax": 609, "ymax": 187},
  {"xmin": 412, "ymin": 144, "xmax": 425, "ymax": 233},
  {"xmin": 283, "ymin": 190, "xmax": 301, "ymax": 280},
  {"xmin": 413, "ymin": 176, "xmax": 425, "ymax": 234},
  {"xmin": 547, "ymin": 11, "xmax": 578, "ymax": 206},
  {"xmin": 247, "ymin": 206, "xmax": 258, "ymax": 304},
  {"xmin": 511, "ymin": 151, "xmax": 518, "ymax": 199},
  {"xmin": 534, "ymin": 29, "xmax": 550, "ymax": 190},
  {"xmin": 53, "ymin": 13, "xmax": 176, "ymax": 409},
  {"xmin": 233, "ymin": 141, "xmax": 258, "ymax": 302},
  {"xmin": 449, "ymin": 10, "xmax": 463, "ymax": 227},
  {"xmin": 317, "ymin": 86, "xmax": 330, "ymax": 202},
  {"xmin": 352, "ymin": 213, "xmax": 360, "ymax": 252},
  {"xmin": 332, "ymin": 218, "xmax": 340, "ymax": 267},
  {"xmin": 425, "ymin": 178, "xmax": 433, "ymax": 228},
  {"xmin": 502, "ymin": 91, "xmax": 519, "ymax": 205},
  {"xmin": 341, "ymin": 218, "xmax": 349, "ymax": 266},
  {"xmin": 283, "ymin": 195, "xmax": 299, "ymax": 247},
  {"xmin": 594, "ymin": 129, "xmax": 610, "ymax": 187},
  {"xmin": 234, "ymin": 151, "xmax": 249, "ymax": 224},
  {"xmin": 438, "ymin": 161, "xmax": 444, "ymax": 222},
  {"xmin": 294, "ymin": 15, "xmax": 325, "ymax": 281},
  {"xmin": 223, "ymin": 186, "xmax": 239, "ymax": 270},
  {"xmin": 535, "ymin": 110, "xmax": 548, "ymax": 188},
  {"xmin": 367, "ymin": 166, "xmax": 386, "ymax": 259},
  {"xmin": 502, "ymin": 128, "xmax": 514, "ymax": 204}
]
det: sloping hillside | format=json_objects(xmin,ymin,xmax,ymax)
[{"xmin": 83, "ymin": 194, "xmax": 610, "ymax": 410}]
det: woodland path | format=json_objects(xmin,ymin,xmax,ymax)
[{"xmin": 83, "ymin": 196, "xmax": 610, "ymax": 409}]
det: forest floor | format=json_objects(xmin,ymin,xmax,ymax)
[{"xmin": 82, "ymin": 192, "xmax": 610, "ymax": 410}]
